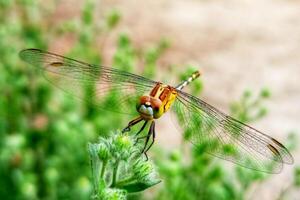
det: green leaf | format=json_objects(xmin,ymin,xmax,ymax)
[{"xmin": 119, "ymin": 180, "xmax": 161, "ymax": 193}]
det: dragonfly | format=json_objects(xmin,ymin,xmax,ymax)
[{"xmin": 19, "ymin": 48, "xmax": 293, "ymax": 173}]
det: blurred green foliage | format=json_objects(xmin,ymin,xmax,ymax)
[
  {"xmin": 0, "ymin": 1, "xmax": 297, "ymax": 200},
  {"xmin": 230, "ymin": 88, "xmax": 271, "ymax": 123}
]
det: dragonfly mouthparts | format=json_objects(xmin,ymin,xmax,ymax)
[{"xmin": 139, "ymin": 104, "xmax": 153, "ymax": 116}]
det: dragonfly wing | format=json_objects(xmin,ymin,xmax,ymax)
[
  {"xmin": 173, "ymin": 90, "xmax": 293, "ymax": 173},
  {"xmin": 19, "ymin": 49, "xmax": 157, "ymax": 115}
]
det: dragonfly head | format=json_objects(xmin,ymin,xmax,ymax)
[{"xmin": 137, "ymin": 96, "xmax": 163, "ymax": 119}]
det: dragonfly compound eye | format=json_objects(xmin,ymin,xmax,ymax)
[
  {"xmin": 136, "ymin": 96, "xmax": 151, "ymax": 113},
  {"xmin": 139, "ymin": 96, "xmax": 151, "ymax": 104},
  {"xmin": 150, "ymin": 98, "xmax": 163, "ymax": 119},
  {"xmin": 151, "ymin": 98, "xmax": 162, "ymax": 109}
]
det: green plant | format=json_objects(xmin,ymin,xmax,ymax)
[{"xmin": 89, "ymin": 132, "xmax": 160, "ymax": 200}]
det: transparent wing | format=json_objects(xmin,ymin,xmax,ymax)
[
  {"xmin": 19, "ymin": 48, "xmax": 157, "ymax": 115},
  {"xmin": 173, "ymin": 90, "xmax": 293, "ymax": 173}
]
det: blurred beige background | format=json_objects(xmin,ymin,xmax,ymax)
[{"xmin": 54, "ymin": 0, "xmax": 300, "ymax": 199}]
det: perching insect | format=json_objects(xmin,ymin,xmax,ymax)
[{"xmin": 20, "ymin": 48, "xmax": 293, "ymax": 173}]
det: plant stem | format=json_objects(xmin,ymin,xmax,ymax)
[
  {"xmin": 111, "ymin": 160, "xmax": 119, "ymax": 187},
  {"xmin": 100, "ymin": 160, "xmax": 107, "ymax": 178}
]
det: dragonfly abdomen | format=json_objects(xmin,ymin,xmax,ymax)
[{"xmin": 176, "ymin": 71, "xmax": 201, "ymax": 90}]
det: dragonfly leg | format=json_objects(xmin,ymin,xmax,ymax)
[
  {"xmin": 134, "ymin": 134, "xmax": 149, "ymax": 145},
  {"xmin": 122, "ymin": 116, "xmax": 143, "ymax": 133},
  {"xmin": 142, "ymin": 121, "xmax": 155, "ymax": 161},
  {"xmin": 135, "ymin": 120, "xmax": 148, "ymax": 137},
  {"xmin": 133, "ymin": 120, "xmax": 149, "ymax": 145},
  {"xmin": 144, "ymin": 122, "xmax": 156, "ymax": 154}
]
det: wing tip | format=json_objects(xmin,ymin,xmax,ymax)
[
  {"xmin": 283, "ymin": 152, "xmax": 294, "ymax": 165},
  {"xmin": 270, "ymin": 138, "xmax": 294, "ymax": 165}
]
